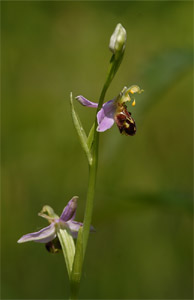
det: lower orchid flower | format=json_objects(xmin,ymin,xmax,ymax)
[
  {"xmin": 17, "ymin": 196, "xmax": 92, "ymax": 244},
  {"xmin": 76, "ymin": 85, "xmax": 143, "ymax": 136}
]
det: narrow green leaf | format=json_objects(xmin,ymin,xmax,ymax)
[
  {"xmin": 57, "ymin": 228, "xmax": 75, "ymax": 279},
  {"xmin": 70, "ymin": 93, "xmax": 92, "ymax": 165},
  {"xmin": 87, "ymin": 123, "xmax": 95, "ymax": 150},
  {"xmin": 70, "ymin": 227, "xmax": 83, "ymax": 298}
]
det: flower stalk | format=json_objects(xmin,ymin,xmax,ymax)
[
  {"xmin": 68, "ymin": 24, "xmax": 128, "ymax": 299},
  {"xmin": 82, "ymin": 61, "xmax": 119, "ymax": 256},
  {"xmin": 18, "ymin": 23, "xmax": 143, "ymax": 300}
]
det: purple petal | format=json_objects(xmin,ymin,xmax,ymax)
[
  {"xmin": 17, "ymin": 223, "xmax": 56, "ymax": 244},
  {"xmin": 97, "ymin": 100, "xmax": 116, "ymax": 132},
  {"xmin": 60, "ymin": 196, "xmax": 78, "ymax": 222},
  {"xmin": 67, "ymin": 220, "xmax": 83, "ymax": 238},
  {"xmin": 67, "ymin": 221, "xmax": 95, "ymax": 238},
  {"xmin": 76, "ymin": 95, "xmax": 98, "ymax": 108}
]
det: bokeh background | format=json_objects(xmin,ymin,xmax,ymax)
[{"xmin": 1, "ymin": 1, "xmax": 193, "ymax": 299}]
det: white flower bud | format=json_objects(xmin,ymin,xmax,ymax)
[{"xmin": 109, "ymin": 23, "xmax": 127, "ymax": 55}]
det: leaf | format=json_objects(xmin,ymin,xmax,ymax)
[
  {"xmin": 87, "ymin": 123, "xmax": 95, "ymax": 151},
  {"xmin": 70, "ymin": 93, "xmax": 92, "ymax": 165},
  {"xmin": 57, "ymin": 228, "xmax": 75, "ymax": 279}
]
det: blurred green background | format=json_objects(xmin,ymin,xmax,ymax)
[{"xmin": 1, "ymin": 1, "xmax": 193, "ymax": 299}]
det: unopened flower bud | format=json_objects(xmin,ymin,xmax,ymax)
[{"xmin": 109, "ymin": 23, "xmax": 127, "ymax": 55}]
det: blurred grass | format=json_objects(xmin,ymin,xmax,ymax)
[{"xmin": 1, "ymin": 1, "xmax": 193, "ymax": 299}]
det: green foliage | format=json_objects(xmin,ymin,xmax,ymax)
[
  {"xmin": 57, "ymin": 229, "xmax": 75, "ymax": 279},
  {"xmin": 70, "ymin": 93, "xmax": 92, "ymax": 165}
]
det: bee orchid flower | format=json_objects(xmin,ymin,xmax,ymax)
[
  {"xmin": 17, "ymin": 197, "xmax": 91, "ymax": 244},
  {"xmin": 76, "ymin": 85, "xmax": 143, "ymax": 136}
]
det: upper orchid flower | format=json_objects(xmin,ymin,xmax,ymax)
[
  {"xmin": 76, "ymin": 85, "xmax": 143, "ymax": 136},
  {"xmin": 17, "ymin": 197, "xmax": 90, "ymax": 244}
]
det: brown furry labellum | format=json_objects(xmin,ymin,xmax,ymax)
[
  {"xmin": 45, "ymin": 237, "xmax": 62, "ymax": 254},
  {"xmin": 114, "ymin": 106, "xmax": 136, "ymax": 136}
]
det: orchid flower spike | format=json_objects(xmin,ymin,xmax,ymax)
[
  {"xmin": 17, "ymin": 197, "xmax": 93, "ymax": 244},
  {"xmin": 76, "ymin": 85, "xmax": 143, "ymax": 136}
]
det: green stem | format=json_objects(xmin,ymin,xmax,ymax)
[
  {"xmin": 69, "ymin": 54, "xmax": 123, "ymax": 299},
  {"xmin": 82, "ymin": 66, "xmax": 115, "ymax": 256}
]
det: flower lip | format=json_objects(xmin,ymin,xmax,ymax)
[
  {"xmin": 115, "ymin": 107, "xmax": 136, "ymax": 136},
  {"xmin": 45, "ymin": 237, "xmax": 62, "ymax": 253}
]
